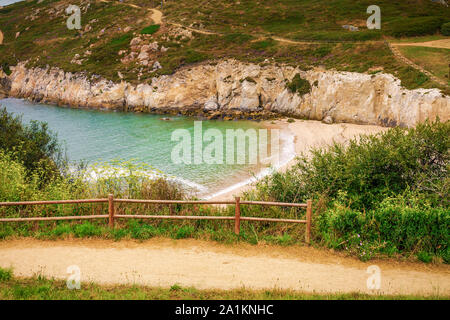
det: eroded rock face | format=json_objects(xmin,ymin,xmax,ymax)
[{"xmin": 2, "ymin": 60, "xmax": 449, "ymax": 127}]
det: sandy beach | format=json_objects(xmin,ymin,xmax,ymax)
[{"xmin": 209, "ymin": 118, "xmax": 388, "ymax": 201}]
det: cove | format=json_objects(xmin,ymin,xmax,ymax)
[{"xmin": 0, "ymin": 98, "xmax": 294, "ymax": 198}]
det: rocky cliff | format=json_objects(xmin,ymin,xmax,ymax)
[{"xmin": 1, "ymin": 60, "xmax": 449, "ymax": 127}]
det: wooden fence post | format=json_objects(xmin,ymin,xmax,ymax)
[
  {"xmin": 234, "ymin": 197, "xmax": 241, "ymax": 235},
  {"xmin": 305, "ymin": 199, "xmax": 312, "ymax": 244},
  {"xmin": 108, "ymin": 194, "xmax": 115, "ymax": 228}
]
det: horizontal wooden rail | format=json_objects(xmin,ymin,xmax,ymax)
[
  {"xmin": 0, "ymin": 215, "xmax": 108, "ymax": 222},
  {"xmin": 0, "ymin": 195, "xmax": 313, "ymax": 244},
  {"xmin": 115, "ymin": 215, "xmax": 235, "ymax": 220},
  {"xmin": 114, "ymin": 199, "xmax": 235, "ymax": 205},
  {"xmin": 240, "ymin": 217, "xmax": 307, "ymax": 223},
  {"xmin": 0, "ymin": 199, "xmax": 108, "ymax": 206},
  {"xmin": 240, "ymin": 201, "xmax": 308, "ymax": 207}
]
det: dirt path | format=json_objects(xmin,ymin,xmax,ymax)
[
  {"xmin": 150, "ymin": 8, "xmax": 163, "ymax": 24},
  {"xmin": 0, "ymin": 238, "xmax": 448, "ymax": 296},
  {"xmin": 167, "ymin": 22, "xmax": 219, "ymax": 35},
  {"xmin": 100, "ymin": 0, "xmax": 162, "ymax": 24},
  {"xmin": 393, "ymin": 39, "xmax": 450, "ymax": 50}
]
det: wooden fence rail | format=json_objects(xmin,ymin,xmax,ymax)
[{"xmin": 0, "ymin": 195, "xmax": 313, "ymax": 243}]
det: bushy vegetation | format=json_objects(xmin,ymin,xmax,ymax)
[
  {"xmin": 441, "ymin": 22, "xmax": 450, "ymax": 36},
  {"xmin": 140, "ymin": 24, "xmax": 160, "ymax": 35},
  {"xmin": 316, "ymin": 192, "xmax": 449, "ymax": 262},
  {"xmin": 0, "ymin": 63, "xmax": 11, "ymax": 76},
  {"xmin": 0, "ymin": 152, "xmax": 307, "ymax": 246},
  {"xmin": 250, "ymin": 38, "xmax": 276, "ymax": 50},
  {"xmin": 386, "ymin": 16, "xmax": 446, "ymax": 38},
  {"xmin": 0, "ymin": 267, "xmax": 12, "ymax": 282},
  {"xmin": 0, "ymin": 107, "xmax": 65, "ymax": 184},
  {"xmin": 286, "ymin": 74, "xmax": 312, "ymax": 96},
  {"xmin": 255, "ymin": 120, "xmax": 449, "ymax": 209},
  {"xmin": 249, "ymin": 120, "xmax": 449, "ymax": 262}
]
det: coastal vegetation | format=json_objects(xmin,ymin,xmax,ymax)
[
  {"xmin": 247, "ymin": 120, "xmax": 450, "ymax": 262},
  {"xmin": 0, "ymin": 107, "xmax": 448, "ymax": 264},
  {"xmin": 0, "ymin": 0, "xmax": 448, "ymax": 302},
  {"xmin": 286, "ymin": 73, "xmax": 311, "ymax": 96},
  {"xmin": 0, "ymin": 107, "xmax": 65, "ymax": 184}
]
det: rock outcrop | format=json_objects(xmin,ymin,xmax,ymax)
[
  {"xmin": 1, "ymin": 60, "xmax": 449, "ymax": 127},
  {"xmin": 0, "ymin": 69, "xmax": 11, "ymax": 99}
]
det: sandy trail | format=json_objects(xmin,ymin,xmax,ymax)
[
  {"xmin": 0, "ymin": 238, "xmax": 448, "ymax": 296},
  {"xmin": 150, "ymin": 9, "xmax": 163, "ymax": 24},
  {"xmin": 210, "ymin": 119, "xmax": 388, "ymax": 201},
  {"xmin": 393, "ymin": 39, "xmax": 450, "ymax": 50},
  {"xmin": 168, "ymin": 22, "xmax": 219, "ymax": 35},
  {"xmin": 99, "ymin": 1, "xmax": 163, "ymax": 24}
]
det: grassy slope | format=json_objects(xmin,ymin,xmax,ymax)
[
  {"xmin": 397, "ymin": 46, "xmax": 450, "ymax": 84},
  {"xmin": 163, "ymin": 0, "xmax": 447, "ymax": 40},
  {"xmin": 0, "ymin": 0, "xmax": 448, "ymax": 93},
  {"xmin": 0, "ymin": 268, "xmax": 446, "ymax": 300}
]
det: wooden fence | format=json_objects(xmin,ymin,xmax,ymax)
[{"xmin": 0, "ymin": 195, "xmax": 313, "ymax": 243}]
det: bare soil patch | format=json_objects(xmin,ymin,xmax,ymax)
[{"xmin": 0, "ymin": 238, "xmax": 448, "ymax": 296}]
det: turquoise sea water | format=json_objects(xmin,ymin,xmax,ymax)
[{"xmin": 1, "ymin": 98, "xmax": 294, "ymax": 197}]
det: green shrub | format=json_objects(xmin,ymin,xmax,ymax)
[
  {"xmin": 51, "ymin": 223, "xmax": 73, "ymax": 237},
  {"xmin": 223, "ymin": 33, "xmax": 253, "ymax": 44},
  {"xmin": 175, "ymin": 225, "xmax": 195, "ymax": 239},
  {"xmin": 140, "ymin": 24, "xmax": 160, "ymax": 35},
  {"xmin": 286, "ymin": 73, "xmax": 311, "ymax": 96},
  {"xmin": 109, "ymin": 34, "xmax": 132, "ymax": 47},
  {"xmin": 88, "ymin": 33, "xmax": 132, "ymax": 66},
  {"xmin": 0, "ymin": 107, "xmax": 65, "ymax": 183},
  {"xmin": 0, "ymin": 150, "xmax": 86, "ymax": 205},
  {"xmin": 316, "ymin": 194, "xmax": 449, "ymax": 261},
  {"xmin": 417, "ymin": 251, "xmax": 433, "ymax": 263},
  {"xmin": 130, "ymin": 220, "xmax": 158, "ymax": 240},
  {"xmin": 0, "ymin": 62, "xmax": 11, "ymax": 76},
  {"xmin": 386, "ymin": 17, "xmax": 445, "ymax": 37},
  {"xmin": 251, "ymin": 38, "xmax": 276, "ymax": 50},
  {"xmin": 441, "ymin": 22, "xmax": 450, "ymax": 36},
  {"xmin": 73, "ymin": 222, "xmax": 102, "ymax": 238},
  {"xmin": 414, "ymin": 71, "xmax": 429, "ymax": 86},
  {"xmin": 313, "ymin": 46, "xmax": 332, "ymax": 58},
  {"xmin": 0, "ymin": 267, "xmax": 13, "ymax": 282},
  {"xmin": 183, "ymin": 49, "xmax": 208, "ymax": 64},
  {"xmin": 255, "ymin": 120, "xmax": 449, "ymax": 210}
]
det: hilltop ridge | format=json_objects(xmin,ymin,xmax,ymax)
[{"xmin": 0, "ymin": 0, "xmax": 449, "ymax": 122}]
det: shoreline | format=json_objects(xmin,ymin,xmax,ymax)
[
  {"xmin": 1, "ymin": 96, "xmax": 390, "ymax": 200},
  {"xmin": 203, "ymin": 120, "xmax": 296, "ymax": 200},
  {"xmin": 207, "ymin": 118, "xmax": 388, "ymax": 201}
]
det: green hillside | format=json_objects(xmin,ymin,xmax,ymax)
[{"xmin": 0, "ymin": 0, "xmax": 449, "ymax": 93}]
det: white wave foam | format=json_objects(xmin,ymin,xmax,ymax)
[
  {"xmin": 69, "ymin": 164, "xmax": 208, "ymax": 194},
  {"xmin": 204, "ymin": 128, "xmax": 296, "ymax": 200}
]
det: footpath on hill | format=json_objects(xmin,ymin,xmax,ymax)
[{"xmin": 0, "ymin": 238, "xmax": 449, "ymax": 296}]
